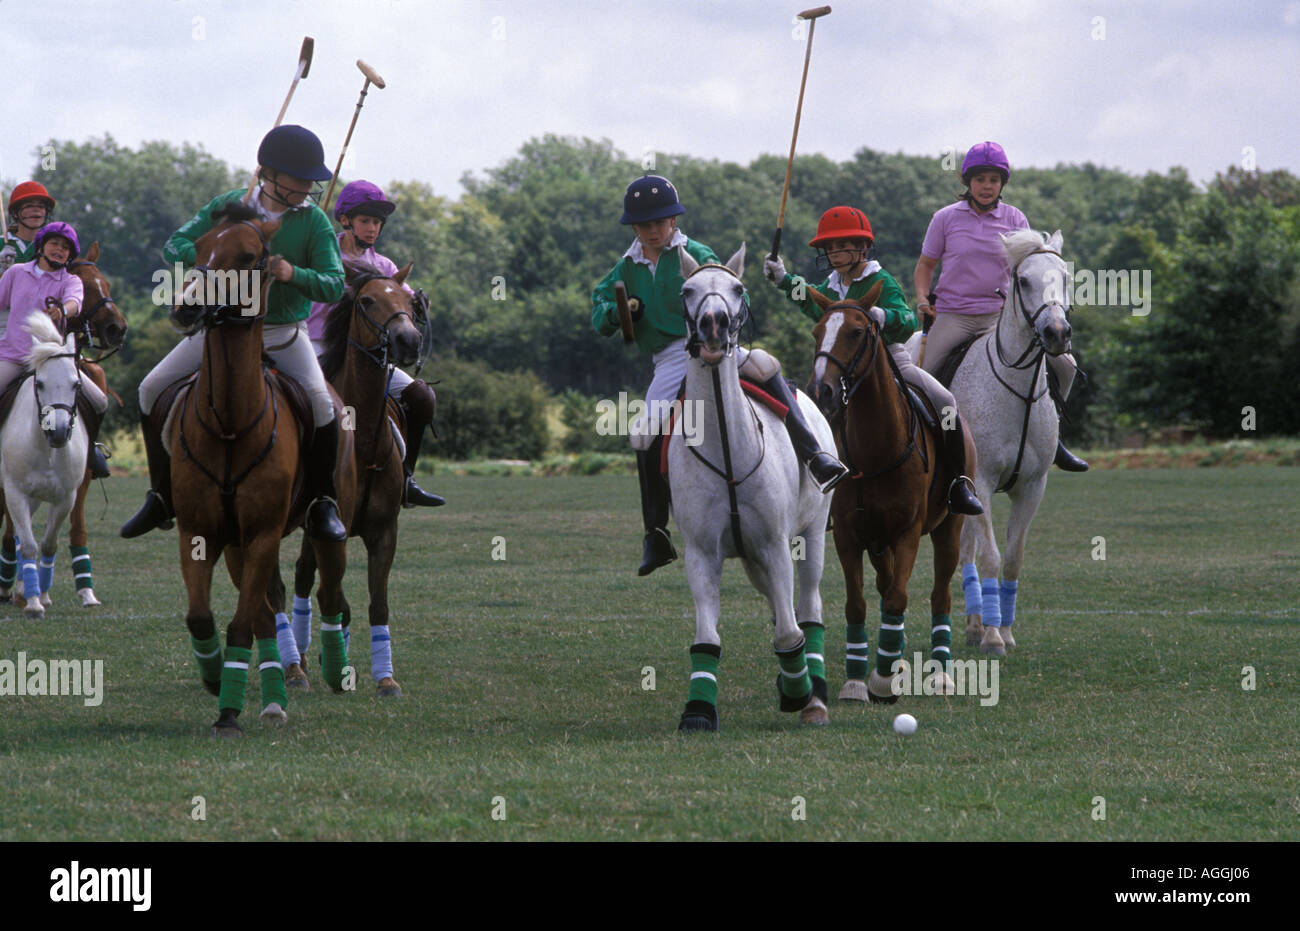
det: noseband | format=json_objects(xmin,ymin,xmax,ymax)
[
  {"xmin": 33, "ymin": 351, "xmax": 83, "ymax": 445},
  {"xmin": 997, "ymin": 247, "xmax": 1070, "ymax": 370},
  {"xmin": 682, "ymin": 263, "xmax": 748, "ymax": 360},
  {"xmin": 813, "ymin": 306, "xmax": 884, "ymax": 412},
  {"xmin": 345, "ymin": 272, "xmax": 416, "ymax": 368}
]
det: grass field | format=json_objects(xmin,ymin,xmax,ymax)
[{"xmin": 1, "ymin": 468, "xmax": 1297, "ymax": 841}]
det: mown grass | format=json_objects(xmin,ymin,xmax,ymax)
[{"xmin": 0, "ymin": 468, "xmax": 1296, "ymax": 841}]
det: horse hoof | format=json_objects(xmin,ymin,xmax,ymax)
[
  {"xmin": 201, "ymin": 679, "xmax": 221, "ymax": 696},
  {"xmin": 210, "ymin": 723, "xmax": 244, "ymax": 738},
  {"xmin": 965, "ymin": 614, "xmax": 983, "ymax": 646},
  {"xmin": 838, "ymin": 680, "xmax": 870, "ymax": 702},
  {"xmin": 78, "ymin": 590, "xmax": 102, "ymax": 607},
  {"xmin": 0, "ymin": 587, "xmax": 10, "ymax": 603},
  {"xmin": 285, "ymin": 664, "xmax": 310, "ymax": 691},
  {"xmin": 259, "ymin": 703, "xmax": 288, "ymax": 726},
  {"xmin": 867, "ymin": 670, "xmax": 900, "ymax": 704},
  {"xmin": 40, "ymin": 592, "xmax": 52, "ymax": 607},
  {"xmin": 678, "ymin": 701, "xmax": 719, "ymax": 732},
  {"xmin": 800, "ymin": 697, "xmax": 830, "ymax": 726},
  {"xmin": 923, "ymin": 671, "xmax": 957, "ymax": 695},
  {"xmin": 1000, "ymin": 628, "xmax": 1017, "ymax": 651},
  {"xmin": 23, "ymin": 605, "xmax": 44, "ymax": 619},
  {"xmin": 979, "ymin": 627, "xmax": 1006, "ymax": 656},
  {"xmin": 376, "ymin": 677, "xmax": 402, "ymax": 698}
]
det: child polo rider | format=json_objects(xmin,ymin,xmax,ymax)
[
  {"xmin": 1, "ymin": 181, "xmax": 57, "ymax": 276},
  {"xmin": 120, "ymin": 124, "xmax": 349, "ymax": 542},
  {"xmin": 306, "ymin": 180, "xmax": 444, "ymax": 508},
  {"xmin": 592, "ymin": 175, "xmax": 849, "ymax": 576},
  {"xmin": 763, "ymin": 205, "xmax": 983, "ymax": 515}
]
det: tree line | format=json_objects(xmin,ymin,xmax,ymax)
[{"xmin": 12, "ymin": 134, "xmax": 1300, "ymax": 457}]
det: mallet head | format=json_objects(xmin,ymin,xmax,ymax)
[
  {"xmin": 798, "ymin": 5, "xmax": 832, "ymax": 19},
  {"xmin": 298, "ymin": 36, "xmax": 315, "ymax": 78},
  {"xmin": 357, "ymin": 59, "xmax": 386, "ymax": 89}
]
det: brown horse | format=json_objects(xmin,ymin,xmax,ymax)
[
  {"xmin": 0, "ymin": 241, "xmax": 127, "ymax": 609},
  {"xmin": 274, "ymin": 260, "xmax": 423, "ymax": 697},
  {"xmin": 807, "ymin": 284, "xmax": 974, "ymax": 702},
  {"xmin": 167, "ymin": 206, "xmax": 355, "ymax": 736}
]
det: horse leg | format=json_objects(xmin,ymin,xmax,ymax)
[
  {"xmin": 309, "ymin": 536, "xmax": 351, "ymax": 693},
  {"xmin": 0, "ymin": 504, "xmax": 16, "ymax": 602},
  {"xmin": 795, "ymin": 511, "xmax": 830, "ymax": 717},
  {"xmin": 962, "ymin": 476, "xmax": 1003, "ymax": 651},
  {"xmin": 179, "ymin": 530, "xmax": 222, "ymax": 697},
  {"xmin": 364, "ymin": 524, "xmax": 401, "ymax": 697},
  {"xmin": 997, "ymin": 475, "xmax": 1048, "ymax": 652},
  {"xmin": 867, "ymin": 526, "xmax": 922, "ymax": 703},
  {"xmin": 747, "ymin": 539, "xmax": 822, "ymax": 724},
  {"xmin": 267, "ymin": 561, "xmax": 304, "ymax": 686},
  {"xmin": 68, "ymin": 470, "xmax": 99, "ymax": 606},
  {"xmin": 37, "ymin": 493, "xmax": 76, "ymax": 609},
  {"xmin": 835, "ymin": 520, "xmax": 872, "ymax": 702},
  {"xmin": 925, "ymin": 512, "xmax": 963, "ymax": 693},
  {"xmin": 679, "ymin": 545, "xmax": 723, "ymax": 732},
  {"xmin": 214, "ymin": 532, "xmax": 284, "ymax": 735},
  {"xmin": 290, "ymin": 534, "xmax": 318, "ymax": 683},
  {"xmin": 8, "ymin": 493, "xmax": 44, "ymax": 619}
]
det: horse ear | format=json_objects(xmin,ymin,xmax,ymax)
[
  {"xmin": 726, "ymin": 243, "xmax": 745, "ymax": 278},
  {"xmin": 808, "ymin": 288, "xmax": 833, "ymax": 312},
  {"xmin": 261, "ymin": 218, "xmax": 282, "ymax": 239},
  {"xmin": 678, "ymin": 246, "xmax": 699, "ymax": 278},
  {"xmin": 1047, "ymin": 229, "xmax": 1063, "ymax": 252},
  {"xmin": 394, "ymin": 262, "xmax": 413, "ymax": 286},
  {"xmin": 86, "ymin": 241, "xmax": 100, "ymax": 263},
  {"xmin": 856, "ymin": 280, "xmax": 884, "ymax": 313}
]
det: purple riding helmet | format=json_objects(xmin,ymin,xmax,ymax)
[
  {"xmin": 333, "ymin": 181, "xmax": 396, "ymax": 222},
  {"xmin": 34, "ymin": 221, "xmax": 81, "ymax": 261},
  {"xmin": 961, "ymin": 141, "xmax": 1011, "ymax": 184}
]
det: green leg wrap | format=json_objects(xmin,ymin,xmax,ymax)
[
  {"xmin": 687, "ymin": 643, "xmax": 720, "ymax": 706},
  {"xmin": 320, "ymin": 614, "xmax": 347, "ymax": 690},
  {"xmin": 930, "ymin": 614, "xmax": 952, "ymax": 673},
  {"xmin": 798, "ymin": 622, "xmax": 826, "ymax": 682},
  {"xmin": 191, "ymin": 633, "xmax": 224, "ymax": 687},
  {"xmin": 70, "ymin": 545, "xmax": 92, "ymax": 592},
  {"xmin": 0, "ymin": 537, "xmax": 16, "ymax": 590},
  {"xmin": 876, "ymin": 613, "xmax": 906, "ymax": 676},
  {"xmin": 776, "ymin": 637, "xmax": 811, "ymax": 711},
  {"xmin": 846, "ymin": 623, "xmax": 869, "ymax": 680},
  {"xmin": 218, "ymin": 646, "xmax": 251, "ymax": 714},
  {"xmin": 257, "ymin": 638, "xmax": 287, "ymax": 710}
]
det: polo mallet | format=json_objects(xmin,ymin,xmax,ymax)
[
  {"xmin": 614, "ymin": 281, "xmax": 636, "ymax": 343},
  {"xmin": 770, "ymin": 6, "xmax": 832, "ymax": 261},
  {"xmin": 242, "ymin": 36, "xmax": 315, "ymax": 205},
  {"xmin": 323, "ymin": 60, "xmax": 388, "ymax": 214}
]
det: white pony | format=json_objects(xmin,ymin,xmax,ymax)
[
  {"xmin": 0, "ymin": 313, "xmax": 103, "ymax": 618},
  {"xmin": 668, "ymin": 244, "xmax": 833, "ymax": 731},
  {"xmin": 906, "ymin": 229, "xmax": 1073, "ymax": 654}
]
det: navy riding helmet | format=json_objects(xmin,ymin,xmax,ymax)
[
  {"xmin": 257, "ymin": 124, "xmax": 333, "ymax": 181},
  {"xmin": 620, "ymin": 175, "xmax": 686, "ymax": 225}
]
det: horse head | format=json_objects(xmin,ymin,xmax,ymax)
[
  {"xmin": 172, "ymin": 204, "xmax": 280, "ymax": 331},
  {"xmin": 68, "ymin": 242, "xmax": 128, "ymax": 355},
  {"xmin": 679, "ymin": 244, "xmax": 747, "ymax": 366},
  {"xmin": 25, "ymin": 312, "xmax": 82, "ymax": 449},
  {"xmin": 807, "ymin": 280, "xmax": 885, "ymax": 416},
  {"xmin": 1001, "ymin": 229, "xmax": 1071, "ymax": 357},
  {"xmin": 342, "ymin": 259, "xmax": 423, "ymax": 367}
]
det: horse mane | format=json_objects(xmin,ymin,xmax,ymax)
[
  {"xmin": 319, "ymin": 259, "xmax": 388, "ymax": 380},
  {"xmin": 1001, "ymin": 229, "xmax": 1053, "ymax": 269},
  {"xmin": 211, "ymin": 201, "xmax": 262, "ymax": 225},
  {"xmin": 25, "ymin": 312, "xmax": 69, "ymax": 368}
]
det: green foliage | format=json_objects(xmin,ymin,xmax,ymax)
[
  {"xmin": 429, "ymin": 355, "xmax": 550, "ymax": 460},
  {"xmin": 559, "ymin": 389, "xmax": 631, "ymax": 454}
]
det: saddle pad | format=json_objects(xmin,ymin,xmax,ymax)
[
  {"xmin": 660, "ymin": 378, "xmax": 790, "ymax": 476},
  {"xmin": 0, "ymin": 373, "xmax": 30, "ymax": 428},
  {"xmin": 936, "ymin": 333, "xmax": 981, "ymax": 391}
]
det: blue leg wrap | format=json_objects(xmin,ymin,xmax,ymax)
[
  {"xmin": 21, "ymin": 559, "xmax": 40, "ymax": 602},
  {"xmin": 981, "ymin": 578, "xmax": 1003, "ymax": 629},
  {"xmin": 38, "ymin": 554, "xmax": 56, "ymax": 594},
  {"xmin": 370, "ymin": 625, "xmax": 393, "ymax": 682},
  {"xmin": 292, "ymin": 595, "xmax": 312, "ymax": 653},
  {"xmin": 1000, "ymin": 579, "xmax": 1019, "ymax": 629},
  {"xmin": 962, "ymin": 563, "xmax": 981, "ymax": 616},
  {"xmin": 275, "ymin": 611, "xmax": 301, "ymax": 666}
]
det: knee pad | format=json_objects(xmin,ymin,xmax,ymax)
[{"xmin": 738, "ymin": 347, "xmax": 780, "ymax": 382}]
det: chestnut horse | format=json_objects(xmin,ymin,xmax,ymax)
[
  {"xmin": 808, "ymin": 284, "xmax": 973, "ymax": 702},
  {"xmin": 0, "ymin": 241, "xmax": 127, "ymax": 609},
  {"xmin": 167, "ymin": 206, "xmax": 355, "ymax": 736},
  {"xmin": 273, "ymin": 259, "xmax": 421, "ymax": 697}
]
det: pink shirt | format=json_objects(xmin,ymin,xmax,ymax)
[
  {"xmin": 920, "ymin": 200, "xmax": 1029, "ymax": 315},
  {"xmin": 307, "ymin": 236, "xmax": 415, "ymax": 341},
  {"xmin": 0, "ymin": 261, "xmax": 83, "ymax": 364}
]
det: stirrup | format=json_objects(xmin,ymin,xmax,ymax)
[
  {"xmin": 809, "ymin": 452, "xmax": 850, "ymax": 494},
  {"xmin": 948, "ymin": 476, "xmax": 984, "ymax": 516},
  {"xmin": 90, "ymin": 443, "xmax": 111, "ymax": 480},
  {"xmin": 306, "ymin": 496, "xmax": 347, "ymax": 542},
  {"xmin": 120, "ymin": 490, "xmax": 174, "ymax": 538},
  {"xmin": 638, "ymin": 527, "xmax": 677, "ymax": 576}
]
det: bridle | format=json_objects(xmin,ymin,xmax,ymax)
[
  {"xmin": 994, "ymin": 247, "xmax": 1070, "ymax": 372},
  {"xmin": 682, "ymin": 262, "xmax": 748, "ymax": 361},
  {"xmin": 32, "ymin": 350, "xmax": 83, "ymax": 448},
  {"xmin": 175, "ymin": 220, "xmax": 273, "ymax": 336},
  {"xmin": 65, "ymin": 258, "xmax": 123, "ymax": 362},
  {"xmin": 812, "ymin": 305, "xmax": 885, "ymax": 414}
]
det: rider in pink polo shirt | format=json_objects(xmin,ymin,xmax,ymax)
[{"xmin": 914, "ymin": 142, "xmax": 1088, "ymax": 472}]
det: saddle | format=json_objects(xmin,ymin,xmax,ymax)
[
  {"xmin": 659, "ymin": 377, "xmax": 790, "ymax": 476},
  {"xmin": 154, "ymin": 364, "xmax": 317, "ymax": 455},
  {"xmin": 933, "ymin": 334, "xmax": 981, "ymax": 391}
]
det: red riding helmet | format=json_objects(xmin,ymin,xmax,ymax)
[
  {"xmin": 809, "ymin": 206, "xmax": 874, "ymax": 248},
  {"xmin": 9, "ymin": 181, "xmax": 56, "ymax": 217}
]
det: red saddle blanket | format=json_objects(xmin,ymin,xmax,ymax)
[{"xmin": 660, "ymin": 379, "xmax": 790, "ymax": 475}]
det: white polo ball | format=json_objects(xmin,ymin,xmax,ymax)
[{"xmin": 893, "ymin": 713, "xmax": 918, "ymax": 736}]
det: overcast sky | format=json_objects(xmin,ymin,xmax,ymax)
[{"xmin": 4, "ymin": 0, "xmax": 1298, "ymax": 201}]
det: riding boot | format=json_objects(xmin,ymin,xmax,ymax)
[
  {"xmin": 1046, "ymin": 367, "xmax": 1089, "ymax": 472},
  {"xmin": 119, "ymin": 412, "xmax": 174, "ymax": 537},
  {"xmin": 636, "ymin": 437, "xmax": 676, "ymax": 576},
  {"xmin": 399, "ymin": 380, "xmax": 445, "ymax": 507},
  {"xmin": 760, "ymin": 374, "xmax": 849, "ymax": 493},
  {"xmin": 943, "ymin": 412, "xmax": 984, "ymax": 516},
  {"xmin": 304, "ymin": 419, "xmax": 348, "ymax": 542}
]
